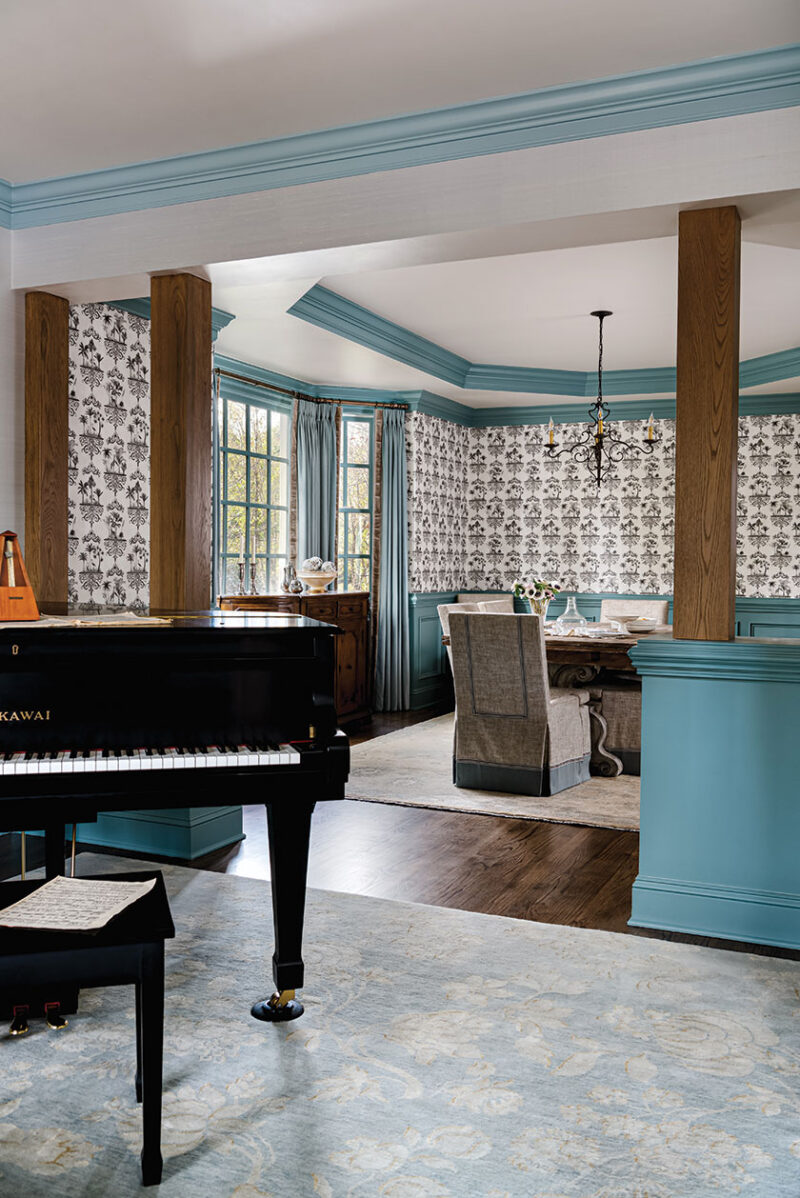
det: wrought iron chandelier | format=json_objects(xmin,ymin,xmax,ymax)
[{"xmin": 544, "ymin": 311, "xmax": 659, "ymax": 487}]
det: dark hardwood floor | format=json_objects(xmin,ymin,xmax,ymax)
[{"xmin": 3, "ymin": 705, "xmax": 797, "ymax": 960}]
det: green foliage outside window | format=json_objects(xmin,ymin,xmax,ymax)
[
  {"xmin": 338, "ymin": 412, "xmax": 374, "ymax": 592},
  {"xmin": 216, "ymin": 392, "xmax": 290, "ymax": 595}
]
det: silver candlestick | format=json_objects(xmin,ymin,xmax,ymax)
[
  {"xmin": 249, "ymin": 561, "xmax": 258, "ymax": 595},
  {"xmin": 237, "ymin": 560, "xmax": 246, "ymax": 595}
]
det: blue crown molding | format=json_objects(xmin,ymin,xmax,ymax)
[
  {"xmin": 289, "ymin": 284, "xmax": 800, "ymax": 398},
  {"xmin": 469, "ymin": 393, "xmax": 800, "ymax": 426},
  {"xmin": 406, "ymin": 391, "xmax": 477, "ymax": 423},
  {"xmin": 470, "ymin": 398, "xmax": 673, "ymax": 426},
  {"xmin": 5, "ymin": 44, "xmax": 800, "ymax": 228},
  {"xmin": 109, "ymin": 296, "xmax": 235, "ymax": 340},
  {"xmin": 0, "ymin": 179, "xmax": 12, "ymax": 230},
  {"xmin": 214, "ymin": 352, "xmax": 477, "ymax": 420},
  {"xmin": 630, "ymin": 635, "xmax": 800, "ymax": 681},
  {"xmin": 210, "ymin": 348, "xmax": 800, "ymax": 430},
  {"xmin": 288, "ymin": 285, "xmax": 469, "ymax": 386},
  {"xmin": 740, "ymin": 347, "xmax": 800, "ymax": 389}
]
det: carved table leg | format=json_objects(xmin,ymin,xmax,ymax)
[{"xmin": 587, "ymin": 693, "xmax": 623, "ymax": 777}]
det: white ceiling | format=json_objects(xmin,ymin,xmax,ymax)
[
  {"xmin": 325, "ymin": 239, "xmax": 800, "ymax": 369},
  {"xmin": 212, "ymin": 226, "xmax": 800, "ymax": 404},
  {"xmin": 1, "ymin": 0, "xmax": 798, "ymax": 180}
]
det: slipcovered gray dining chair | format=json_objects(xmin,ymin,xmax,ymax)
[
  {"xmin": 599, "ymin": 598, "xmax": 669, "ymax": 626},
  {"xmin": 448, "ymin": 611, "xmax": 591, "ymax": 796},
  {"xmin": 476, "ymin": 598, "xmax": 515, "ymax": 613},
  {"xmin": 437, "ymin": 600, "xmax": 484, "ymax": 671}
]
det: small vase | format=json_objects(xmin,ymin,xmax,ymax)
[
  {"xmin": 558, "ymin": 596, "xmax": 587, "ymax": 630},
  {"xmin": 528, "ymin": 597, "xmax": 550, "ymax": 619}
]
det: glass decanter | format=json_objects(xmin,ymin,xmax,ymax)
[{"xmin": 556, "ymin": 596, "xmax": 588, "ymax": 632}]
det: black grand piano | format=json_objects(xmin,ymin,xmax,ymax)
[{"xmin": 0, "ymin": 612, "xmax": 349, "ymax": 1021}]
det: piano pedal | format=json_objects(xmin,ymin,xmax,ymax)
[
  {"xmin": 251, "ymin": 989, "xmax": 304, "ymax": 1023},
  {"xmin": 44, "ymin": 1002, "xmax": 68, "ymax": 1031},
  {"xmin": 9, "ymin": 1005, "xmax": 29, "ymax": 1036}
]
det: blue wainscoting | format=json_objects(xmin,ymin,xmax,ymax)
[
  {"xmin": 409, "ymin": 591, "xmax": 457, "ymax": 709},
  {"xmin": 629, "ymin": 637, "xmax": 800, "ymax": 949},
  {"xmin": 28, "ymin": 807, "xmax": 245, "ymax": 862},
  {"xmin": 408, "ymin": 591, "xmax": 800, "ymax": 709}
]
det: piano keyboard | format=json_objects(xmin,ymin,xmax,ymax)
[{"xmin": 0, "ymin": 744, "xmax": 301, "ymax": 776}]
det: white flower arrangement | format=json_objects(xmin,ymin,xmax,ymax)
[
  {"xmin": 512, "ymin": 579, "xmax": 561, "ymax": 602},
  {"xmin": 512, "ymin": 578, "xmax": 561, "ymax": 615}
]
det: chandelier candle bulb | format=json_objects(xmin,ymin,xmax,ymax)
[
  {"xmin": 548, "ymin": 417, "xmax": 554, "ymax": 445},
  {"xmin": 647, "ymin": 413, "xmax": 654, "ymax": 442}
]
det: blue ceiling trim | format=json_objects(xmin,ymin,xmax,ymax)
[
  {"xmin": 5, "ymin": 44, "xmax": 800, "ymax": 228},
  {"xmin": 214, "ymin": 353, "xmax": 306, "ymax": 397},
  {"xmin": 212, "ymin": 351, "xmax": 800, "ymax": 428},
  {"xmin": 109, "ymin": 297, "xmax": 235, "ymax": 340},
  {"xmin": 464, "ymin": 362, "xmax": 590, "ymax": 396},
  {"xmin": 740, "ymin": 347, "xmax": 800, "ymax": 388},
  {"xmin": 469, "ymin": 393, "xmax": 800, "ymax": 426},
  {"xmin": 0, "ymin": 180, "xmax": 12, "ymax": 230},
  {"xmin": 405, "ymin": 391, "xmax": 477, "ymax": 423},
  {"xmin": 470, "ymin": 398, "xmax": 674, "ymax": 426},
  {"xmin": 289, "ymin": 284, "xmax": 800, "ymax": 397},
  {"xmin": 288, "ymin": 285, "xmax": 469, "ymax": 386}
]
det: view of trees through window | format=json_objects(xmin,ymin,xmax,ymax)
[
  {"xmin": 338, "ymin": 412, "xmax": 373, "ymax": 591},
  {"xmin": 217, "ymin": 394, "xmax": 290, "ymax": 594}
]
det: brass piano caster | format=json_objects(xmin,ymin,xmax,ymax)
[
  {"xmin": 251, "ymin": 989, "xmax": 304, "ymax": 1022},
  {"xmin": 9, "ymin": 1005, "xmax": 29, "ymax": 1036},
  {"xmin": 45, "ymin": 1002, "xmax": 68, "ymax": 1031}
]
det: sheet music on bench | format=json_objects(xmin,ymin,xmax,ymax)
[
  {"xmin": 0, "ymin": 875, "xmax": 157, "ymax": 932},
  {"xmin": 0, "ymin": 610, "xmax": 350, "ymax": 1021}
]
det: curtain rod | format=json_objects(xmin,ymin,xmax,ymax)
[{"xmin": 214, "ymin": 367, "xmax": 408, "ymax": 410}]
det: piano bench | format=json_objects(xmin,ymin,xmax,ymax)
[{"xmin": 0, "ymin": 871, "xmax": 175, "ymax": 1187}]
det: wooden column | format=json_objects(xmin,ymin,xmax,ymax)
[
  {"xmin": 150, "ymin": 274, "xmax": 212, "ymax": 612},
  {"xmin": 25, "ymin": 291, "xmax": 69, "ymax": 612},
  {"xmin": 673, "ymin": 206, "xmax": 741, "ymax": 641}
]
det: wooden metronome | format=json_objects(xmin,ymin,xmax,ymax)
[{"xmin": 0, "ymin": 531, "xmax": 40, "ymax": 621}]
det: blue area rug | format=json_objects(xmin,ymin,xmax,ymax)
[{"xmin": 1, "ymin": 856, "xmax": 798, "ymax": 1196}]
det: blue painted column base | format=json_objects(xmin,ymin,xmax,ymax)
[{"xmin": 629, "ymin": 636, "xmax": 800, "ymax": 950}]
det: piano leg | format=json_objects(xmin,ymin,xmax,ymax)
[{"xmin": 251, "ymin": 798, "xmax": 315, "ymax": 1023}]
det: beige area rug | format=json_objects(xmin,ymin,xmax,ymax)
[{"xmin": 348, "ymin": 713, "xmax": 640, "ymax": 831}]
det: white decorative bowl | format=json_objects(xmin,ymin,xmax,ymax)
[
  {"xmin": 297, "ymin": 570, "xmax": 337, "ymax": 594},
  {"xmin": 621, "ymin": 616, "xmax": 657, "ymax": 632}
]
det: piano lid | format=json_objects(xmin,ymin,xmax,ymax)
[{"xmin": 0, "ymin": 611, "xmax": 339, "ymax": 635}]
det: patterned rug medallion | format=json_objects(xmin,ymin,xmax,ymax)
[
  {"xmin": 1, "ymin": 856, "xmax": 798, "ymax": 1196},
  {"xmin": 349, "ymin": 714, "xmax": 640, "ymax": 830}
]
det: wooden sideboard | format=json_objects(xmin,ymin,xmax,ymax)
[{"xmin": 218, "ymin": 591, "xmax": 370, "ymax": 725}]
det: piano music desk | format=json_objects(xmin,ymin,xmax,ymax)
[{"xmin": 0, "ymin": 871, "xmax": 174, "ymax": 1186}]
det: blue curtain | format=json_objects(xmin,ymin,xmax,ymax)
[
  {"xmin": 296, "ymin": 399, "xmax": 337, "ymax": 564},
  {"xmin": 374, "ymin": 408, "xmax": 410, "ymax": 711}
]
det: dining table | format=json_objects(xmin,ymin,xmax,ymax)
[{"xmin": 441, "ymin": 625, "xmax": 670, "ymax": 681}]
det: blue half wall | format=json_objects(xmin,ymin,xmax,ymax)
[{"xmin": 630, "ymin": 636, "xmax": 800, "ymax": 949}]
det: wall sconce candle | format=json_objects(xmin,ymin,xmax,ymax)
[
  {"xmin": 548, "ymin": 417, "xmax": 554, "ymax": 445},
  {"xmin": 647, "ymin": 413, "xmax": 654, "ymax": 442}
]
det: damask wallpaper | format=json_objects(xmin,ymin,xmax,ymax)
[
  {"xmin": 68, "ymin": 303, "xmax": 150, "ymax": 612},
  {"xmin": 406, "ymin": 410, "xmax": 800, "ymax": 599},
  {"xmin": 406, "ymin": 413, "xmax": 471, "ymax": 592}
]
